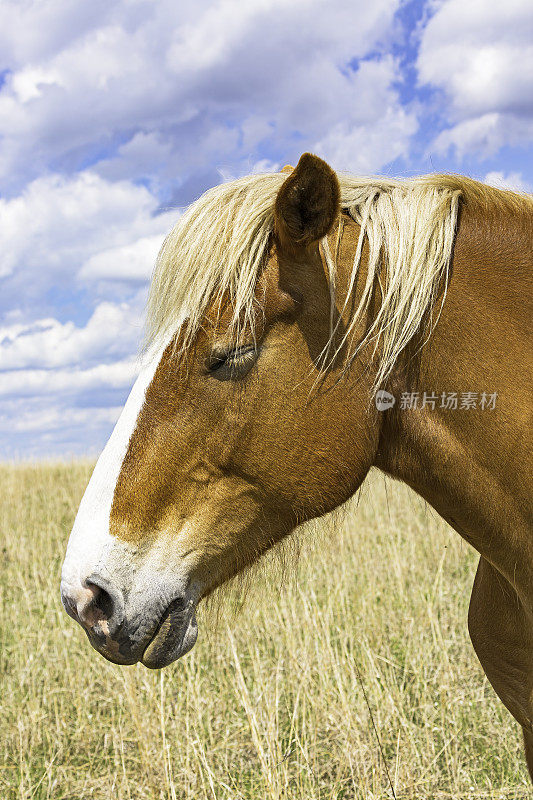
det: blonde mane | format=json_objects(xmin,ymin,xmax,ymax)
[{"xmin": 146, "ymin": 169, "xmax": 530, "ymax": 388}]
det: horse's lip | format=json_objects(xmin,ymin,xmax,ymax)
[
  {"xmin": 80, "ymin": 595, "xmax": 197, "ymax": 667},
  {"xmin": 140, "ymin": 596, "xmax": 197, "ymax": 669}
]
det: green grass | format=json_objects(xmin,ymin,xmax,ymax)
[{"xmin": 0, "ymin": 462, "xmax": 529, "ymax": 799}]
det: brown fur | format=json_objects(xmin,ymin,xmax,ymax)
[{"xmin": 110, "ymin": 154, "xmax": 532, "ymax": 777}]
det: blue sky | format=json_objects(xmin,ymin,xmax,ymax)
[{"xmin": 0, "ymin": 0, "xmax": 532, "ymax": 458}]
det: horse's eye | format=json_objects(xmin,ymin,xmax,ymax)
[{"xmin": 207, "ymin": 345, "xmax": 258, "ymax": 381}]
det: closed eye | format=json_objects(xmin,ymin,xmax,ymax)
[{"xmin": 207, "ymin": 345, "xmax": 259, "ymax": 381}]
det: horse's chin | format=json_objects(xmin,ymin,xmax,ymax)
[{"xmin": 141, "ymin": 600, "xmax": 198, "ymax": 669}]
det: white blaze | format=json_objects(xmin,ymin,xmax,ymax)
[{"xmin": 61, "ymin": 341, "xmax": 167, "ymax": 589}]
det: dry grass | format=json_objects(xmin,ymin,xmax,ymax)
[{"xmin": 0, "ymin": 462, "xmax": 529, "ymax": 799}]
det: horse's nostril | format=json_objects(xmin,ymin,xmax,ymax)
[
  {"xmin": 61, "ymin": 573, "xmax": 125, "ymax": 637},
  {"xmin": 87, "ymin": 581, "xmax": 114, "ymax": 620},
  {"xmin": 74, "ymin": 582, "xmax": 108, "ymax": 630},
  {"xmin": 84, "ymin": 573, "xmax": 125, "ymax": 635},
  {"xmin": 85, "ymin": 581, "xmax": 114, "ymax": 624}
]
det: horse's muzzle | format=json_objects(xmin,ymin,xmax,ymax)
[{"xmin": 60, "ymin": 573, "xmax": 198, "ymax": 668}]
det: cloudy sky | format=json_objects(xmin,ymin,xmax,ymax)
[{"xmin": 1, "ymin": 0, "xmax": 532, "ymax": 458}]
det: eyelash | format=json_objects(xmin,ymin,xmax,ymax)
[{"xmin": 207, "ymin": 345, "xmax": 258, "ymax": 379}]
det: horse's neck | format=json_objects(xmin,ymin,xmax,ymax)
[{"xmin": 373, "ymin": 199, "xmax": 533, "ymax": 596}]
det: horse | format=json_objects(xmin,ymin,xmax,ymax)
[{"xmin": 61, "ymin": 153, "xmax": 533, "ymax": 777}]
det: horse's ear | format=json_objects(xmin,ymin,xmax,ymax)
[{"xmin": 275, "ymin": 153, "xmax": 340, "ymax": 247}]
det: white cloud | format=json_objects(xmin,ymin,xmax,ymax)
[
  {"xmin": 79, "ymin": 235, "xmax": 165, "ymax": 281},
  {"xmin": 0, "ymin": 168, "xmax": 165, "ymax": 456},
  {"xmin": 484, "ymin": 171, "xmax": 531, "ymax": 192},
  {"xmin": 0, "ymin": 171, "xmax": 176, "ymax": 283},
  {"xmin": 0, "ymin": 353, "xmax": 137, "ymax": 454},
  {"xmin": 0, "ymin": 405, "xmax": 121, "ymax": 435},
  {"xmin": 0, "ymin": 1, "xmax": 113, "ymax": 66},
  {"xmin": 431, "ymin": 113, "xmax": 533, "ymax": 159},
  {"xmin": 0, "ymin": 357, "xmax": 138, "ymax": 399},
  {"xmin": 0, "ymin": 301, "xmax": 143, "ymax": 370},
  {"xmin": 418, "ymin": 0, "xmax": 533, "ymax": 158},
  {"xmin": 312, "ymin": 57, "xmax": 417, "ymax": 172},
  {"xmin": 0, "ymin": 396, "xmax": 124, "ymax": 458},
  {"xmin": 11, "ymin": 65, "xmax": 65, "ymax": 102},
  {"xmin": 0, "ymin": 0, "xmax": 405, "ymax": 192}
]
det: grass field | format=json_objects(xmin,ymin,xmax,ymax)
[{"xmin": 0, "ymin": 462, "xmax": 529, "ymax": 799}]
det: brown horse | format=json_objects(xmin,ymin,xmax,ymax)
[{"xmin": 61, "ymin": 154, "xmax": 533, "ymax": 776}]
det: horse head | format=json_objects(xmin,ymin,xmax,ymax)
[{"xmin": 60, "ymin": 154, "xmax": 384, "ymax": 667}]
